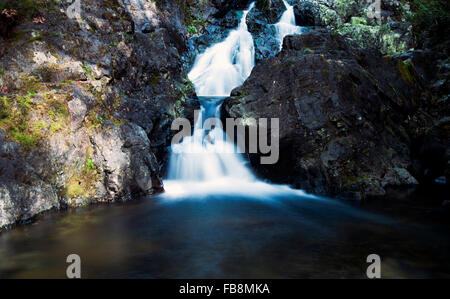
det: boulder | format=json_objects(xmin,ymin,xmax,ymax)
[
  {"xmin": 223, "ymin": 29, "xmax": 425, "ymax": 198},
  {"xmin": 91, "ymin": 122, "xmax": 163, "ymax": 199}
]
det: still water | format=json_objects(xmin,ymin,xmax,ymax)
[{"xmin": 1, "ymin": 194, "xmax": 449, "ymax": 278}]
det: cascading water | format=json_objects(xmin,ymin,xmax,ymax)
[
  {"xmin": 275, "ymin": 0, "xmax": 304, "ymax": 50},
  {"xmin": 187, "ymin": 3, "xmax": 255, "ymax": 97},
  {"xmin": 163, "ymin": 2, "xmax": 312, "ymax": 199}
]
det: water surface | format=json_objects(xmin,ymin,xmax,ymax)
[{"xmin": 1, "ymin": 194, "xmax": 449, "ymax": 278}]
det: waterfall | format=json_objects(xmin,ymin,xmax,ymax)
[
  {"xmin": 165, "ymin": 3, "xmax": 256, "ymax": 196},
  {"xmin": 187, "ymin": 3, "xmax": 255, "ymax": 97},
  {"xmin": 275, "ymin": 0, "xmax": 303, "ymax": 50},
  {"xmin": 167, "ymin": 96, "xmax": 255, "ymax": 182},
  {"xmin": 162, "ymin": 2, "xmax": 311, "ymax": 199}
]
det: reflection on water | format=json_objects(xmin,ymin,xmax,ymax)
[{"xmin": 0, "ymin": 194, "xmax": 449, "ymax": 278}]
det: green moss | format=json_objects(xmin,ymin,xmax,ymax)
[
  {"xmin": 65, "ymin": 179, "xmax": 85, "ymax": 198},
  {"xmin": 406, "ymin": 0, "xmax": 450, "ymax": 43},
  {"xmin": 29, "ymin": 31, "xmax": 60, "ymax": 43},
  {"xmin": 21, "ymin": 74, "xmax": 42, "ymax": 94},
  {"xmin": 10, "ymin": 129, "xmax": 39, "ymax": 149},
  {"xmin": 397, "ymin": 60, "xmax": 415, "ymax": 86},
  {"xmin": 64, "ymin": 152, "xmax": 99, "ymax": 199},
  {"xmin": 0, "ymin": 95, "xmax": 41, "ymax": 149},
  {"xmin": 150, "ymin": 74, "xmax": 160, "ymax": 88},
  {"xmin": 351, "ymin": 17, "xmax": 367, "ymax": 25},
  {"xmin": 336, "ymin": 22, "xmax": 408, "ymax": 54},
  {"xmin": 342, "ymin": 175, "xmax": 371, "ymax": 188},
  {"xmin": 0, "ymin": 87, "xmax": 73, "ymax": 148}
]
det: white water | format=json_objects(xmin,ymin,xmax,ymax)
[
  {"xmin": 275, "ymin": 0, "xmax": 303, "ymax": 50},
  {"xmin": 167, "ymin": 97, "xmax": 255, "ymax": 182},
  {"xmin": 163, "ymin": 2, "xmax": 311, "ymax": 199},
  {"xmin": 187, "ymin": 3, "xmax": 255, "ymax": 97}
]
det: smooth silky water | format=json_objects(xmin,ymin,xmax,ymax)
[{"xmin": 1, "ymin": 2, "xmax": 449, "ymax": 278}]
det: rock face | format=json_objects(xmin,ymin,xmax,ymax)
[
  {"xmin": 289, "ymin": 0, "xmax": 414, "ymax": 54},
  {"xmin": 223, "ymin": 29, "xmax": 447, "ymax": 199},
  {"xmin": 91, "ymin": 122, "xmax": 163, "ymax": 200},
  {"xmin": 247, "ymin": 0, "xmax": 287, "ymax": 62},
  {"xmin": 0, "ymin": 130, "xmax": 60, "ymax": 228},
  {"xmin": 0, "ymin": 0, "xmax": 199, "ymax": 229}
]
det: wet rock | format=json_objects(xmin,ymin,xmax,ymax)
[
  {"xmin": 246, "ymin": 0, "xmax": 289, "ymax": 62},
  {"xmin": 248, "ymin": 0, "xmax": 286, "ymax": 30},
  {"xmin": 252, "ymin": 24, "xmax": 281, "ymax": 62},
  {"xmin": 223, "ymin": 30, "xmax": 421, "ymax": 198}
]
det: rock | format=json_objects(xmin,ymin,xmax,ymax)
[
  {"xmin": 382, "ymin": 168, "xmax": 419, "ymax": 187},
  {"xmin": 68, "ymin": 97, "xmax": 88, "ymax": 131},
  {"xmin": 291, "ymin": 0, "xmax": 413, "ymax": 54},
  {"xmin": 0, "ymin": 0, "xmax": 197, "ymax": 229},
  {"xmin": 212, "ymin": 0, "xmax": 252, "ymax": 18},
  {"xmin": 245, "ymin": 0, "xmax": 293, "ymax": 62},
  {"xmin": 247, "ymin": 0, "xmax": 286, "ymax": 34},
  {"xmin": 141, "ymin": 22, "xmax": 155, "ymax": 33},
  {"xmin": 223, "ymin": 29, "xmax": 421, "ymax": 198},
  {"xmin": 293, "ymin": 1, "xmax": 322, "ymax": 26},
  {"xmin": 91, "ymin": 122, "xmax": 163, "ymax": 199},
  {"xmin": 252, "ymin": 24, "xmax": 281, "ymax": 62},
  {"xmin": 0, "ymin": 182, "xmax": 59, "ymax": 228}
]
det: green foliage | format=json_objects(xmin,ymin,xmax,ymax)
[
  {"xmin": 351, "ymin": 17, "xmax": 367, "ymax": 26},
  {"xmin": 185, "ymin": 4, "xmax": 208, "ymax": 35},
  {"xmin": 187, "ymin": 25, "xmax": 197, "ymax": 34},
  {"xmin": 82, "ymin": 62, "xmax": 93, "ymax": 78},
  {"xmin": 85, "ymin": 158, "xmax": 96, "ymax": 171},
  {"xmin": 406, "ymin": 0, "xmax": 450, "ymax": 42}
]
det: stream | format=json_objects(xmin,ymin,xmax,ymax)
[{"xmin": 0, "ymin": 2, "xmax": 449, "ymax": 279}]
